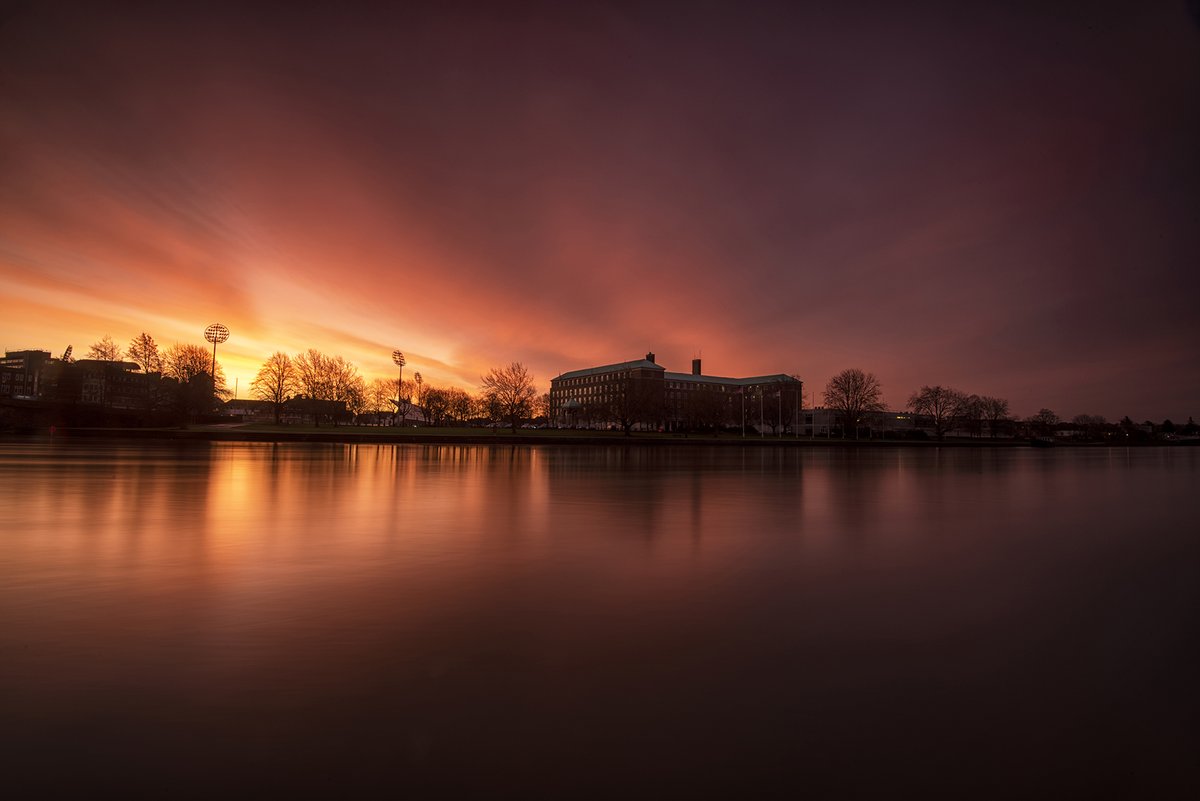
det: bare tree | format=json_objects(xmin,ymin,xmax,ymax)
[
  {"xmin": 907, "ymin": 385, "xmax": 970, "ymax": 439},
  {"xmin": 365, "ymin": 378, "xmax": 397, "ymax": 423},
  {"xmin": 163, "ymin": 343, "xmax": 225, "ymax": 420},
  {"xmin": 88, "ymin": 334, "xmax": 121, "ymax": 361},
  {"xmin": 395, "ymin": 379, "xmax": 415, "ymax": 423},
  {"xmin": 481, "ymin": 362, "xmax": 537, "ymax": 433},
  {"xmin": 251, "ymin": 352, "xmax": 297, "ymax": 424},
  {"xmin": 293, "ymin": 349, "xmax": 329, "ymax": 399},
  {"xmin": 344, "ymin": 376, "xmax": 367, "ymax": 418},
  {"xmin": 445, "ymin": 387, "xmax": 474, "ymax": 425},
  {"xmin": 823, "ymin": 368, "xmax": 886, "ymax": 439},
  {"xmin": 291, "ymin": 349, "xmax": 363, "ymax": 424},
  {"xmin": 126, "ymin": 333, "xmax": 162, "ymax": 373},
  {"xmin": 1028, "ymin": 408, "xmax": 1060, "ymax": 437},
  {"xmin": 608, "ymin": 374, "xmax": 665, "ymax": 435},
  {"xmin": 122, "ymin": 332, "xmax": 163, "ymax": 412},
  {"xmin": 961, "ymin": 394, "xmax": 984, "ymax": 438},
  {"xmin": 423, "ymin": 387, "xmax": 451, "ymax": 426},
  {"xmin": 978, "ymin": 396, "xmax": 1011, "ymax": 438},
  {"xmin": 293, "ymin": 350, "xmax": 360, "ymax": 402},
  {"xmin": 164, "ymin": 343, "xmax": 223, "ymax": 387}
]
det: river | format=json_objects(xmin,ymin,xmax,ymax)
[{"xmin": 1, "ymin": 440, "xmax": 1195, "ymax": 796}]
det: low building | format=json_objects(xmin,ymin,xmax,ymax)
[
  {"xmin": 283, "ymin": 396, "xmax": 352, "ymax": 426},
  {"xmin": 224, "ymin": 399, "xmax": 276, "ymax": 422},
  {"xmin": 800, "ymin": 408, "xmax": 918, "ymax": 438}
]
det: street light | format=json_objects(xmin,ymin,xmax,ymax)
[
  {"xmin": 204, "ymin": 323, "xmax": 229, "ymax": 388},
  {"xmin": 391, "ymin": 350, "xmax": 406, "ymax": 425}
]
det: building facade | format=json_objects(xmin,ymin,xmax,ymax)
[
  {"xmin": 0, "ymin": 350, "xmax": 52, "ymax": 399},
  {"xmin": 550, "ymin": 352, "xmax": 802, "ymax": 432}
]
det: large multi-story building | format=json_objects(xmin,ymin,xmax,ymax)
[
  {"xmin": 0, "ymin": 350, "xmax": 52, "ymax": 399},
  {"xmin": 3, "ymin": 349, "xmax": 147, "ymax": 410},
  {"xmin": 549, "ymin": 352, "xmax": 802, "ymax": 432}
]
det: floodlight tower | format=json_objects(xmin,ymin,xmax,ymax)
[
  {"xmin": 391, "ymin": 350, "xmax": 406, "ymax": 424},
  {"xmin": 204, "ymin": 323, "xmax": 230, "ymax": 384}
]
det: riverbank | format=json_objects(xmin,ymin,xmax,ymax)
[{"xmin": 8, "ymin": 424, "xmax": 1184, "ymax": 447}]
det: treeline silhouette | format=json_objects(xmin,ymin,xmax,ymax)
[
  {"xmin": 0, "ymin": 332, "xmax": 543, "ymax": 433},
  {"xmin": 820, "ymin": 367, "xmax": 1196, "ymax": 442},
  {"xmin": 2, "ymin": 332, "xmax": 1193, "ymax": 441}
]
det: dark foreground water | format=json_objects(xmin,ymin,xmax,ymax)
[{"xmin": 1, "ymin": 440, "xmax": 1196, "ymax": 797}]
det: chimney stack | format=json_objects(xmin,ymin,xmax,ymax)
[
  {"xmin": 692, "ymin": 358, "xmax": 701, "ymax": 375},
  {"xmin": 645, "ymin": 352, "xmax": 656, "ymax": 364}
]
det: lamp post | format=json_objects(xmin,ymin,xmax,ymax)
[
  {"xmin": 203, "ymin": 323, "xmax": 229, "ymax": 390},
  {"xmin": 391, "ymin": 350, "xmax": 405, "ymax": 425},
  {"xmin": 413, "ymin": 372, "xmax": 423, "ymax": 425}
]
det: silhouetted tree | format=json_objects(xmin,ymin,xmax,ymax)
[
  {"xmin": 1184, "ymin": 417, "xmax": 1198, "ymax": 435},
  {"xmin": 481, "ymin": 362, "xmax": 537, "ymax": 433},
  {"xmin": 88, "ymin": 335, "xmax": 121, "ymax": 361},
  {"xmin": 1072, "ymin": 414, "xmax": 1107, "ymax": 440},
  {"xmin": 481, "ymin": 391, "xmax": 505, "ymax": 431},
  {"xmin": 126, "ymin": 333, "xmax": 162, "ymax": 373},
  {"xmin": 1027, "ymin": 408, "xmax": 1060, "ymax": 437},
  {"xmin": 907, "ymin": 385, "xmax": 969, "ymax": 439},
  {"xmin": 446, "ymin": 387, "xmax": 474, "ymax": 425},
  {"xmin": 978, "ymin": 396, "xmax": 1010, "ymax": 438},
  {"xmin": 164, "ymin": 343, "xmax": 223, "ymax": 388},
  {"xmin": 345, "ymin": 378, "xmax": 367, "ymax": 417},
  {"xmin": 251, "ymin": 352, "xmax": 298, "ymax": 424},
  {"xmin": 609, "ymin": 374, "xmax": 664, "ymax": 435},
  {"xmin": 423, "ymin": 387, "xmax": 451, "ymax": 426},
  {"xmin": 122, "ymin": 333, "xmax": 163, "ymax": 414},
  {"xmin": 293, "ymin": 349, "xmax": 362, "ymax": 417},
  {"xmin": 824, "ymin": 369, "xmax": 885, "ymax": 439},
  {"xmin": 163, "ymin": 343, "xmax": 223, "ymax": 421},
  {"xmin": 1161, "ymin": 419, "xmax": 1177, "ymax": 435},
  {"xmin": 365, "ymin": 378, "xmax": 396, "ymax": 423},
  {"xmin": 394, "ymin": 379, "xmax": 416, "ymax": 423},
  {"xmin": 535, "ymin": 392, "xmax": 551, "ymax": 423}
]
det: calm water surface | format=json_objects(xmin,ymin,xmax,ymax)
[{"xmin": 1, "ymin": 440, "xmax": 1196, "ymax": 797}]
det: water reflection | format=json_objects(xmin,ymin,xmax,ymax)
[{"xmin": 0, "ymin": 441, "xmax": 1196, "ymax": 796}]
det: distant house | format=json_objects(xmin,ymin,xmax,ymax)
[
  {"xmin": 800, "ymin": 407, "xmax": 918, "ymax": 438},
  {"xmin": 283, "ymin": 396, "xmax": 352, "ymax": 426},
  {"xmin": 224, "ymin": 399, "xmax": 275, "ymax": 422}
]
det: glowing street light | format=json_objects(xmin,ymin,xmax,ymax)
[
  {"xmin": 391, "ymin": 350, "xmax": 406, "ymax": 425},
  {"xmin": 204, "ymin": 323, "xmax": 229, "ymax": 386}
]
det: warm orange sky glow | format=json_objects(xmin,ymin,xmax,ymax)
[{"xmin": 2, "ymin": 1, "xmax": 1198, "ymax": 419}]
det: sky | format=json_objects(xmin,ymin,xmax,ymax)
[{"xmin": 2, "ymin": 0, "xmax": 1198, "ymax": 421}]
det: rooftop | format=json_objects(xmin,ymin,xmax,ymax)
[
  {"xmin": 664, "ymin": 372, "xmax": 801, "ymax": 387},
  {"xmin": 555, "ymin": 359, "xmax": 664, "ymax": 381}
]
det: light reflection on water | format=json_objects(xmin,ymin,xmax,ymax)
[{"xmin": 1, "ymin": 441, "xmax": 1196, "ymax": 796}]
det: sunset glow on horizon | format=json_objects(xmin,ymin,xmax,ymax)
[{"xmin": 3, "ymin": 1, "xmax": 1198, "ymax": 419}]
